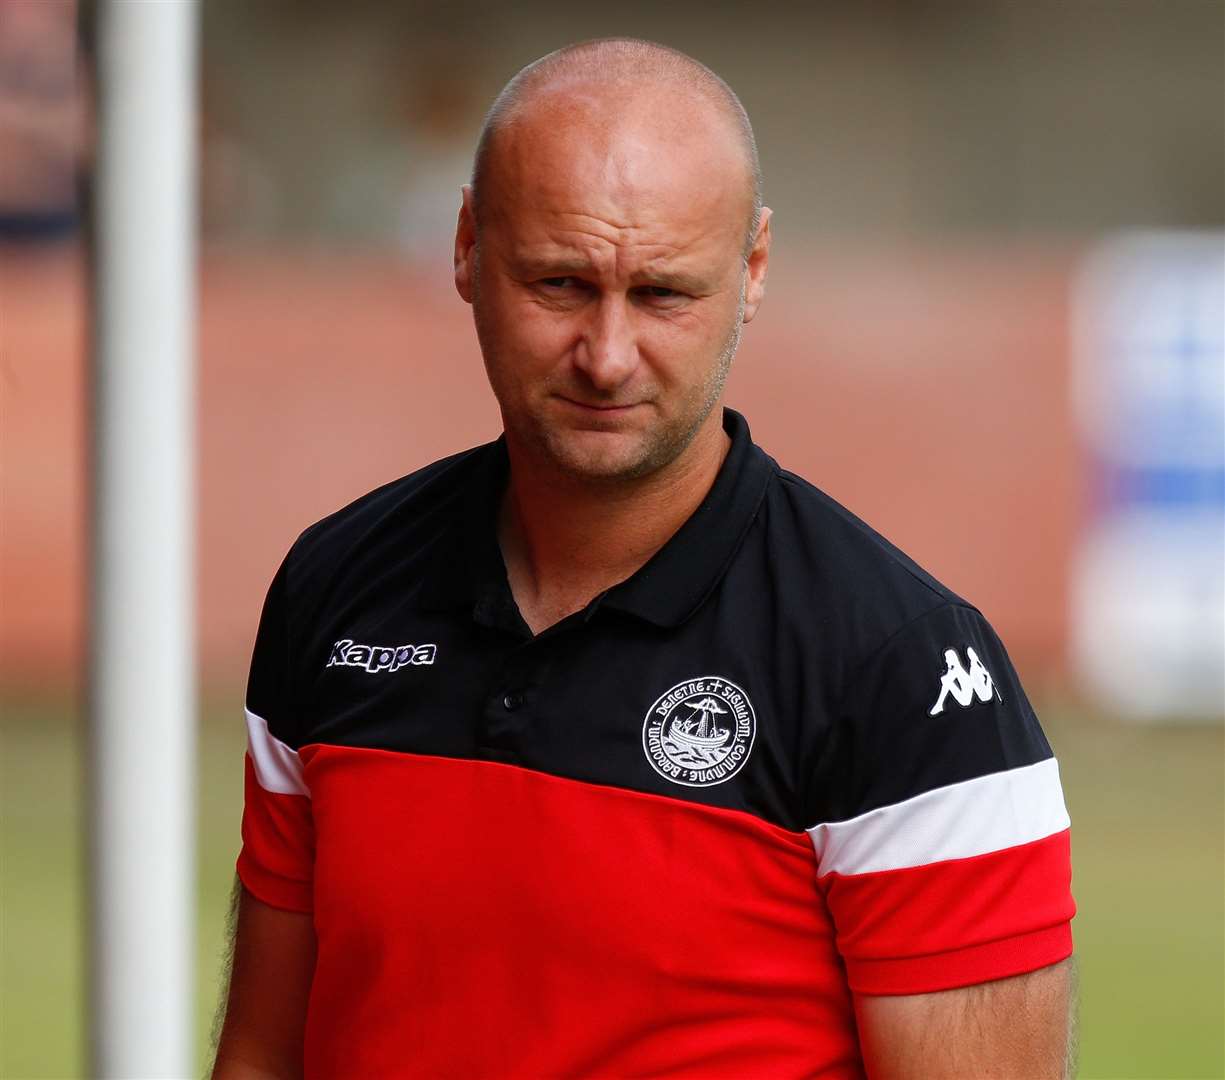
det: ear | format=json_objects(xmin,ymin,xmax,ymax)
[
  {"xmin": 741, "ymin": 207, "xmax": 772, "ymax": 324},
  {"xmin": 454, "ymin": 184, "xmax": 477, "ymax": 304}
]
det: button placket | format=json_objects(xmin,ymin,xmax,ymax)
[
  {"xmin": 478, "ymin": 630, "xmax": 569, "ymax": 758},
  {"xmin": 478, "ymin": 645, "xmax": 536, "ymax": 755}
]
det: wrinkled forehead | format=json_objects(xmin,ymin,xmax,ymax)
[{"xmin": 479, "ymin": 84, "xmax": 753, "ymax": 248}]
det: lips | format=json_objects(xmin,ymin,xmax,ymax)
[{"xmin": 557, "ymin": 396, "xmax": 642, "ymax": 413}]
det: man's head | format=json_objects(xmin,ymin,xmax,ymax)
[{"xmin": 454, "ymin": 38, "xmax": 772, "ymax": 484}]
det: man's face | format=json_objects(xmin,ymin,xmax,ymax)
[{"xmin": 455, "ymin": 91, "xmax": 770, "ymax": 483}]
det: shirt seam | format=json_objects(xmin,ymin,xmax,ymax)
[
  {"xmin": 299, "ymin": 741, "xmax": 814, "ymax": 846},
  {"xmin": 839, "ymin": 598, "xmax": 986, "ymax": 702},
  {"xmin": 843, "ymin": 921, "xmax": 1073, "ymax": 970}
]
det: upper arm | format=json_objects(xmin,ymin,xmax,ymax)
[
  {"xmin": 854, "ymin": 958, "xmax": 1076, "ymax": 1080},
  {"xmin": 212, "ymin": 882, "xmax": 317, "ymax": 1079},
  {"xmin": 237, "ymin": 556, "xmax": 316, "ymax": 910},
  {"xmin": 213, "ymin": 557, "xmax": 319, "ymax": 1077},
  {"xmin": 808, "ymin": 603, "xmax": 1076, "ymax": 993}
]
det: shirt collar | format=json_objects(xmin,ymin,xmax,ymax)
[
  {"xmin": 597, "ymin": 408, "xmax": 773, "ymax": 627},
  {"xmin": 415, "ymin": 408, "xmax": 774, "ymax": 630}
]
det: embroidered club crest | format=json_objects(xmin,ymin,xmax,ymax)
[{"xmin": 642, "ymin": 676, "xmax": 756, "ymax": 788}]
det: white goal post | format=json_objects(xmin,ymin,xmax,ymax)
[{"xmin": 89, "ymin": 1, "xmax": 199, "ymax": 1075}]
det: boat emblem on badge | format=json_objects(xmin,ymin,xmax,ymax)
[{"xmin": 642, "ymin": 676, "xmax": 756, "ymax": 788}]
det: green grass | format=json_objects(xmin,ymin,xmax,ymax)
[
  {"xmin": 2, "ymin": 698, "xmax": 1221, "ymax": 1078},
  {"xmin": 1, "ymin": 699, "xmax": 246, "ymax": 1080},
  {"xmin": 1053, "ymin": 713, "xmax": 1225, "ymax": 1079}
]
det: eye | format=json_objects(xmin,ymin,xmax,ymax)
[
  {"xmin": 539, "ymin": 276, "xmax": 578, "ymax": 289},
  {"xmin": 634, "ymin": 284, "xmax": 687, "ymax": 306}
]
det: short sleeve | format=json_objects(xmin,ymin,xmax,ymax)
[
  {"xmin": 807, "ymin": 602, "xmax": 1074, "ymax": 995},
  {"xmin": 235, "ymin": 556, "xmax": 316, "ymax": 913}
]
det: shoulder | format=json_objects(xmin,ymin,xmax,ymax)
[
  {"xmin": 278, "ymin": 440, "xmax": 494, "ymax": 605},
  {"xmin": 750, "ymin": 461, "xmax": 975, "ymax": 676},
  {"xmin": 752, "ymin": 468, "xmax": 1053, "ymax": 823},
  {"xmin": 773, "ymin": 466, "xmax": 959, "ymax": 597}
]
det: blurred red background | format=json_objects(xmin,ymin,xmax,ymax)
[{"xmin": 1, "ymin": 241, "xmax": 1078, "ymax": 690}]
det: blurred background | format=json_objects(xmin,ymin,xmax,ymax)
[{"xmin": 1, "ymin": 0, "xmax": 1222, "ymax": 1076}]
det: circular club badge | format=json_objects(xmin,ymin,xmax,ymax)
[{"xmin": 642, "ymin": 675, "xmax": 756, "ymax": 788}]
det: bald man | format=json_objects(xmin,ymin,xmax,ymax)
[{"xmin": 213, "ymin": 39, "xmax": 1075, "ymax": 1079}]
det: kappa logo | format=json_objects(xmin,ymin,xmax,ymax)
[
  {"xmin": 642, "ymin": 676, "xmax": 756, "ymax": 788},
  {"xmin": 929, "ymin": 646, "xmax": 1000, "ymax": 715},
  {"xmin": 327, "ymin": 638, "xmax": 437, "ymax": 674}
]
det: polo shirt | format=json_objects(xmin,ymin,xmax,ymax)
[{"xmin": 238, "ymin": 407, "xmax": 1074, "ymax": 1079}]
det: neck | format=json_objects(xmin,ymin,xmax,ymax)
[{"xmin": 499, "ymin": 411, "xmax": 730, "ymax": 634}]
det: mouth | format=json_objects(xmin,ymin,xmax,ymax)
[{"xmin": 555, "ymin": 396, "xmax": 643, "ymax": 417}]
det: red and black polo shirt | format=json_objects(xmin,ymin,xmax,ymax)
[{"xmin": 238, "ymin": 408, "xmax": 1074, "ymax": 1079}]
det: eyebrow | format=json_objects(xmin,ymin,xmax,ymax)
[
  {"xmin": 510, "ymin": 254, "xmax": 712, "ymax": 294},
  {"xmin": 633, "ymin": 267, "xmax": 712, "ymax": 294},
  {"xmin": 512, "ymin": 255, "xmax": 594, "ymax": 278}
]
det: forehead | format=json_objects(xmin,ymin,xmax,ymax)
[{"xmin": 481, "ymin": 86, "xmax": 750, "ymax": 263}]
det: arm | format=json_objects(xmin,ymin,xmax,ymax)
[
  {"xmin": 855, "ymin": 958, "xmax": 1077, "ymax": 1080},
  {"xmin": 211, "ymin": 878, "xmax": 317, "ymax": 1080},
  {"xmin": 810, "ymin": 604, "xmax": 1077, "ymax": 1072}
]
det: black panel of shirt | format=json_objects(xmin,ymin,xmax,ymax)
[{"xmin": 244, "ymin": 409, "xmax": 1053, "ymax": 834}]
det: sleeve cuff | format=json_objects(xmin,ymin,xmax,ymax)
[
  {"xmin": 236, "ymin": 851, "xmax": 314, "ymax": 914},
  {"xmin": 846, "ymin": 921, "xmax": 1073, "ymax": 996}
]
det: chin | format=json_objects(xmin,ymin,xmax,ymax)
[{"xmin": 541, "ymin": 427, "xmax": 666, "ymax": 482}]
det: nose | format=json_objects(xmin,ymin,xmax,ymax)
[{"xmin": 573, "ymin": 293, "xmax": 638, "ymax": 392}]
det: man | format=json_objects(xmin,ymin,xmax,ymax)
[{"xmin": 213, "ymin": 38, "xmax": 1075, "ymax": 1079}]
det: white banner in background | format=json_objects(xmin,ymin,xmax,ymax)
[{"xmin": 1072, "ymin": 232, "xmax": 1224, "ymax": 722}]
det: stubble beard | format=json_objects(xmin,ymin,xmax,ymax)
[{"xmin": 477, "ymin": 278, "xmax": 746, "ymax": 487}]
